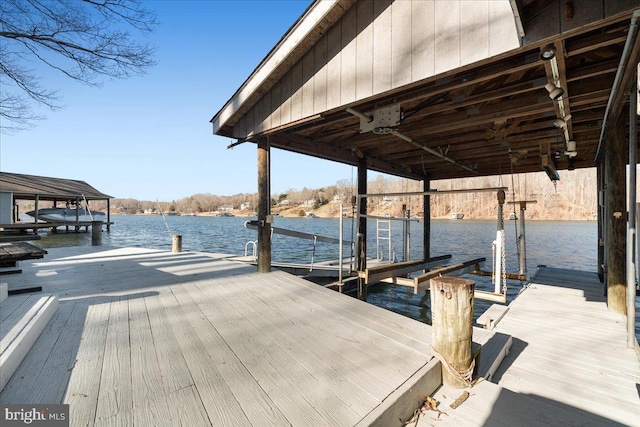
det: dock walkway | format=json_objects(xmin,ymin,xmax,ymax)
[
  {"xmin": 418, "ymin": 267, "xmax": 640, "ymax": 427},
  {"xmin": 0, "ymin": 246, "xmax": 496, "ymax": 426}
]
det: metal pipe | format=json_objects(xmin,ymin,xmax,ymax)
[
  {"xmin": 345, "ymin": 107, "xmax": 373, "ymax": 123},
  {"xmin": 344, "ymin": 107, "xmax": 477, "ymax": 174},
  {"xmin": 390, "ymin": 130, "xmax": 478, "ymax": 174},
  {"xmin": 406, "ymin": 209, "xmax": 411, "ymax": 261},
  {"xmin": 519, "ymin": 203, "xmax": 527, "ymax": 277},
  {"xmin": 495, "ymin": 191, "xmax": 506, "ymax": 294},
  {"xmin": 339, "ymin": 204, "xmax": 344, "ymax": 285},
  {"xmin": 627, "ymin": 77, "xmax": 638, "ymax": 349},
  {"xmin": 595, "ymin": 10, "xmax": 640, "ymax": 163}
]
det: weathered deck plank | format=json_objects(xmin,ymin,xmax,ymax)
[
  {"xmin": 206, "ymin": 275, "xmax": 385, "ymax": 409},
  {"xmin": 171, "ymin": 283, "xmax": 292, "ymax": 426},
  {"xmin": 492, "ymin": 267, "xmax": 640, "ymax": 427},
  {"xmin": 186, "ymin": 277, "xmax": 362, "ymax": 426},
  {"xmin": 95, "ymin": 295, "xmax": 132, "ymax": 422},
  {"xmin": 0, "ymin": 301, "xmax": 75, "ymax": 403},
  {"xmin": 64, "ymin": 297, "xmax": 111, "ymax": 427},
  {"xmin": 0, "ymin": 294, "xmax": 30, "ymax": 323},
  {"xmin": 142, "ymin": 290, "xmax": 195, "ymax": 394},
  {"xmin": 161, "ymin": 284, "xmax": 256, "ymax": 426},
  {"xmin": 176, "ymin": 280, "xmax": 327, "ymax": 426}
]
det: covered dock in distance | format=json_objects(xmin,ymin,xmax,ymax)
[
  {"xmin": 0, "ymin": 172, "xmax": 113, "ymax": 235},
  {"xmin": 211, "ymin": 0, "xmax": 640, "ymax": 324}
]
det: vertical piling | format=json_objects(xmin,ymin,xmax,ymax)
[
  {"xmin": 605, "ymin": 113, "xmax": 627, "ymax": 313},
  {"xmin": 107, "ymin": 199, "xmax": 111, "ymax": 232},
  {"xmin": 91, "ymin": 221, "xmax": 102, "ymax": 246},
  {"xmin": 597, "ymin": 164, "xmax": 605, "ymax": 283},
  {"xmin": 430, "ymin": 276, "xmax": 475, "ymax": 388},
  {"xmin": 172, "ymin": 234, "xmax": 182, "ymax": 253},
  {"xmin": 627, "ymin": 76, "xmax": 637, "ymax": 347},
  {"xmin": 257, "ymin": 137, "xmax": 272, "ymax": 273},
  {"xmin": 423, "ymin": 180, "xmax": 431, "ymax": 260},
  {"xmin": 518, "ymin": 202, "xmax": 527, "ymax": 277}
]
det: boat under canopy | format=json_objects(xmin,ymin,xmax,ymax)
[{"xmin": 26, "ymin": 208, "xmax": 106, "ymax": 224}]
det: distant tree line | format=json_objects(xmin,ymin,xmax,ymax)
[{"xmin": 33, "ymin": 167, "xmax": 597, "ymax": 220}]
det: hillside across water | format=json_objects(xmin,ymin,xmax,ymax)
[{"xmin": 18, "ymin": 168, "xmax": 604, "ymax": 221}]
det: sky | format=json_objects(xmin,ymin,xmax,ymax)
[{"xmin": 1, "ymin": 0, "xmax": 356, "ymax": 201}]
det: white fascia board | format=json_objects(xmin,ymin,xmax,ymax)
[{"xmin": 211, "ymin": 0, "xmax": 338, "ymax": 134}]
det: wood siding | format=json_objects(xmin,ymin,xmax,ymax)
[{"xmin": 233, "ymin": 0, "xmax": 519, "ymax": 139}]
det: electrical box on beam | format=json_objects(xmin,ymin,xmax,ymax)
[{"xmin": 358, "ymin": 104, "xmax": 403, "ymax": 134}]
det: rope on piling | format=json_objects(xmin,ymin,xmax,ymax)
[{"xmin": 429, "ymin": 345, "xmax": 476, "ymax": 388}]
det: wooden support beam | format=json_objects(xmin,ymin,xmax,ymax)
[
  {"xmin": 604, "ymin": 113, "xmax": 626, "ymax": 313},
  {"xmin": 471, "ymin": 269, "xmax": 526, "ymax": 281},
  {"xmin": 414, "ymin": 258, "xmax": 486, "ymax": 294},
  {"xmin": 474, "ymin": 291, "xmax": 507, "ymax": 303},
  {"xmin": 357, "ymin": 255, "xmax": 453, "ymax": 285},
  {"xmin": 257, "ymin": 138, "xmax": 271, "ymax": 273},
  {"xmin": 378, "ymin": 277, "xmax": 415, "ymax": 287}
]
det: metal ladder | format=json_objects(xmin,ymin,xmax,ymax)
[{"xmin": 376, "ymin": 217, "xmax": 393, "ymax": 262}]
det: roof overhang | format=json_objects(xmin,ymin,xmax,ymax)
[
  {"xmin": 0, "ymin": 172, "xmax": 112, "ymax": 202},
  {"xmin": 212, "ymin": 1, "xmax": 640, "ymax": 182},
  {"xmin": 210, "ymin": 0, "xmax": 356, "ymax": 134}
]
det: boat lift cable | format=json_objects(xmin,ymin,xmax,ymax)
[
  {"xmin": 508, "ymin": 149, "xmax": 523, "ymax": 283},
  {"xmin": 81, "ymin": 194, "xmax": 94, "ymax": 222},
  {"xmin": 157, "ymin": 200, "xmax": 172, "ymax": 236}
]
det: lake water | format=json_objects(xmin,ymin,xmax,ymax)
[{"xmin": 31, "ymin": 214, "xmax": 639, "ymax": 338}]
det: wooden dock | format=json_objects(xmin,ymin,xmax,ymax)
[
  {"xmin": 0, "ymin": 222, "xmax": 111, "ymax": 234},
  {"xmin": 0, "ymin": 241, "xmax": 47, "ymax": 268},
  {"xmin": 0, "ymin": 246, "xmax": 503, "ymax": 426},
  {"xmin": 416, "ymin": 267, "xmax": 640, "ymax": 427}
]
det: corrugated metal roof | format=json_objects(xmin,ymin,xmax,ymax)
[{"xmin": 0, "ymin": 172, "xmax": 112, "ymax": 200}]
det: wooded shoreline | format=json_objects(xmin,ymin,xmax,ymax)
[{"xmin": 16, "ymin": 169, "xmax": 602, "ymax": 221}]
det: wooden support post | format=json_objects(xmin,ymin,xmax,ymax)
[
  {"xmin": 423, "ymin": 179, "xmax": 431, "ymax": 260},
  {"xmin": 604, "ymin": 113, "xmax": 627, "ymax": 313},
  {"xmin": 106, "ymin": 199, "xmax": 111, "ymax": 232},
  {"xmin": 257, "ymin": 138, "xmax": 272, "ymax": 273},
  {"xmin": 597, "ymin": 164, "xmax": 605, "ymax": 282},
  {"xmin": 430, "ymin": 276, "xmax": 475, "ymax": 389},
  {"xmin": 91, "ymin": 221, "xmax": 102, "ymax": 246},
  {"xmin": 627, "ymin": 77, "xmax": 637, "ymax": 348},
  {"xmin": 172, "ymin": 234, "xmax": 182, "ymax": 253},
  {"xmin": 357, "ymin": 157, "xmax": 367, "ymax": 300}
]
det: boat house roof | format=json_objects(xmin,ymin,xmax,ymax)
[
  {"xmin": 211, "ymin": 0, "xmax": 640, "ymax": 182},
  {"xmin": 0, "ymin": 172, "xmax": 112, "ymax": 202}
]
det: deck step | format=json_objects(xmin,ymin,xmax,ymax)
[
  {"xmin": 476, "ymin": 303, "xmax": 510, "ymax": 329},
  {"xmin": 477, "ymin": 331, "xmax": 512, "ymax": 381},
  {"xmin": 0, "ymin": 293, "xmax": 58, "ymax": 392},
  {"xmin": 0, "ymin": 283, "xmax": 7, "ymax": 303}
]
